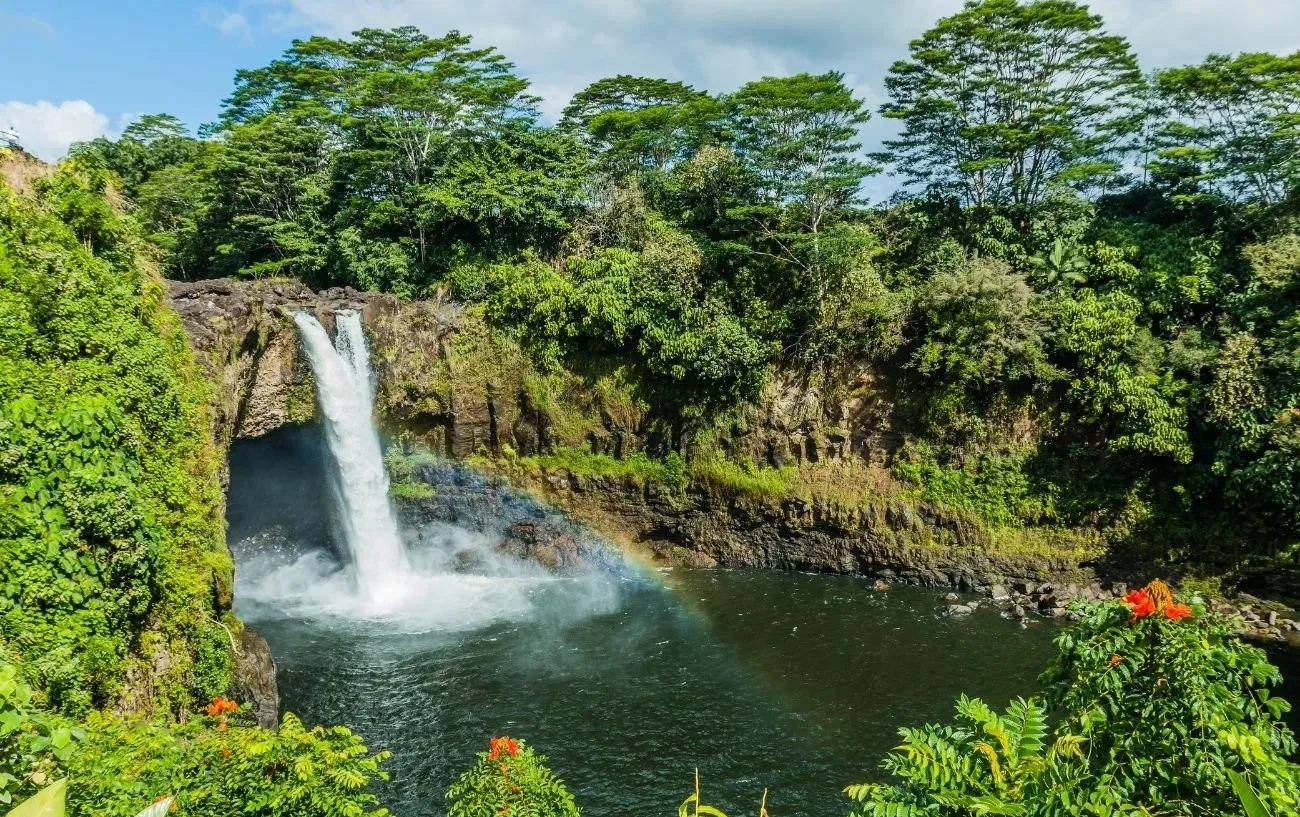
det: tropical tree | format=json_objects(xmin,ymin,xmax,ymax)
[
  {"xmin": 560, "ymin": 75, "xmax": 721, "ymax": 176},
  {"xmin": 1153, "ymin": 51, "xmax": 1300, "ymax": 204},
  {"xmin": 71, "ymin": 114, "xmax": 199, "ymax": 197},
  {"xmin": 724, "ymin": 72, "xmax": 878, "ymax": 328},
  {"xmin": 877, "ymin": 0, "xmax": 1144, "ymax": 210}
]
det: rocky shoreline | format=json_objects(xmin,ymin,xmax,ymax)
[{"xmin": 942, "ymin": 579, "xmax": 1300, "ymax": 645}]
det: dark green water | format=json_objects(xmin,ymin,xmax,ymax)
[{"xmin": 237, "ymin": 567, "xmax": 1059, "ymax": 817}]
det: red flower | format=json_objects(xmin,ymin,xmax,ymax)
[
  {"xmin": 1164, "ymin": 602, "xmax": 1193, "ymax": 621},
  {"xmin": 1125, "ymin": 588, "xmax": 1155, "ymax": 620},
  {"xmin": 206, "ymin": 696, "xmax": 238, "ymax": 717},
  {"xmin": 1123, "ymin": 588, "xmax": 1147, "ymax": 606},
  {"xmin": 489, "ymin": 736, "xmax": 520, "ymax": 760}
]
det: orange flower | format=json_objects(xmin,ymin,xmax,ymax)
[
  {"xmin": 489, "ymin": 736, "xmax": 520, "ymax": 759},
  {"xmin": 1127, "ymin": 580, "xmax": 1194, "ymax": 623},
  {"xmin": 206, "ymin": 696, "xmax": 238, "ymax": 717},
  {"xmin": 1125, "ymin": 588, "xmax": 1156, "ymax": 620},
  {"xmin": 1109, "ymin": 654, "xmax": 1123, "ymax": 666}
]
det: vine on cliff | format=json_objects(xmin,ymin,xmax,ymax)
[{"xmin": 0, "ymin": 153, "xmax": 233, "ymax": 716}]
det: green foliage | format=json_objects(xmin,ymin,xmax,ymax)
[
  {"xmin": 66, "ymin": 710, "xmax": 390, "ymax": 817},
  {"xmin": 877, "ymin": 0, "xmax": 1143, "ymax": 208},
  {"xmin": 445, "ymin": 737, "xmax": 579, "ymax": 817},
  {"xmin": 6, "ymin": 778, "xmax": 65, "ymax": 817},
  {"xmin": 561, "ymin": 76, "xmax": 720, "ymax": 176},
  {"xmin": 0, "ymin": 647, "xmax": 389, "ymax": 817},
  {"xmin": 908, "ymin": 258, "xmax": 1051, "ymax": 433},
  {"xmin": 0, "ymin": 661, "xmax": 82, "ymax": 807},
  {"xmin": 1230, "ymin": 770, "xmax": 1275, "ymax": 817},
  {"xmin": 894, "ymin": 447, "xmax": 1050, "ymax": 527},
  {"xmin": 850, "ymin": 587, "xmax": 1300, "ymax": 816},
  {"xmin": 1153, "ymin": 51, "xmax": 1300, "ymax": 204},
  {"xmin": 0, "ymin": 162, "xmax": 231, "ymax": 716},
  {"xmin": 688, "ymin": 453, "xmax": 793, "ymax": 500},
  {"xmin": 521, "ymin": 448, "xmax": 687, "ymax": 490},
  {"xmin": 456, "ymin": 240, "xmax": 770, "ymax": 411},
  {"xmin": 846, "ymin": 696, "xmax": 1087, "ymax": 816}
]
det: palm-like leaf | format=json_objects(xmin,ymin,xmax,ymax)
[{"xmin": 847, "ymin": 697, "xmax": 1082, "ymax": 817}]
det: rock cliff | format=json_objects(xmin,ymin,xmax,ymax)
[{"xmin": 169, "ymin": 277, "xmax": 1097, "ymax": 591}]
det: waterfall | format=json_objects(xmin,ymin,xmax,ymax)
[{"xmin": 292, "ymin": 310, "xmax": 410, "ymax": 607}]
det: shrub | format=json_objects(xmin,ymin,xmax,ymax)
[
  {"xmin": 446, "ymin": 736, "xmax": 579, "ymax": 817},
  {"xmin": 66, "ymin": 707, "xmax": 390, "ymax": 817},
  {"xmin": 0, "ymin": 657, "xmax": 82, "ymax": 808},
  {"xmin": 0, "ymin": 162, "xmax": 231, "ymax": 715},
  {"xmin": 848, "ymin": 580, "xmax": 1300, "ymax": 816}
]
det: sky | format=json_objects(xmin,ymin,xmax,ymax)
[{"xmin": 5, "ymin": 0, "xmax": 1300, "ymax": 196}]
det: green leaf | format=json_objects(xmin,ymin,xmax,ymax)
[{"xmin": 5, "ymin": 780, "xmax": 66, "ymax": 817}]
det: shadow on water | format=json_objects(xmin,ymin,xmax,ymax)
[{"xmin": 227, "ymin": 427, "xmax": 1064, "ymax": 817}]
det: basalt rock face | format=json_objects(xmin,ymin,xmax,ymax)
[
  {"xmin": 230, "ymin": 627, "xmax": 279, "ymax": 729},
  {"xmin": 493, "ymin": 468, "xmax": 1099, "ymax": 590},
  {"xmin": 166, "ymin": 278, "xmax": 540, "ymax": 463}
]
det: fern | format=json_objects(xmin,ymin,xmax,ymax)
[{"xmin": 847, "ymin": 697, "xmax": 1083, "ymax": 817}]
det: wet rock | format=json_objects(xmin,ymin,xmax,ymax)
[
  {"xmin": 230, "ymin": 627, "xmax": 279, "ymax": 729},
  {"xmin": 1012, "ymin": 604, "xmax": 1027, "ymax": 619},
  {"xmin": 990, "ymin": 584, "xmax": 1010, "ymax": 601},
  {"xmin": 946, "ymin": 604, "xmax": 974, "ymax": 617},
  {"xmin": 943, "ymin": 592, "xmax": 960, "ymax": 603}
]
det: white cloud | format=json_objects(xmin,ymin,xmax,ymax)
[
  {"xmin": 232, "ymin": 0, "xmax": 1300, "ymax": 200},
  {"xmin": 0, "ymin": 100, "xmax": 111, "ymax": 161},
  {"xmin": 259, "ymin": 0, "xmax": 1300, "ymax": 106},
  {"xmin": 201, "ymin": 5, "xmax": 253, "ymax": 40}
]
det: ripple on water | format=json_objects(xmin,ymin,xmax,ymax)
[{"xmin": 235, "ymin": 541, "xmax": 1061, "ymax": 817}]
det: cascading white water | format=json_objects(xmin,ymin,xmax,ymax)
[{"xmin": 292, "ymin": 310, "xmax": 410, "ymax": 608}]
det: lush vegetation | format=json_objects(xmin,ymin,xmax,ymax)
[
  {"xmin": 847, "ymin": 581, "xmax": 1300, "ymax": 816},
  {"xmin": 0, "ymin": 153, "xmax": 233, "ymax": 717},
  {"xmin": 8, "ymin": 0, "xmax": 1300, "ymax": 814},
  {"xmin": 0, "ymin": 154, "xmax": 389, "ymax": 817},
  {"xmin": 70, "ymin": 0, "xmax": 1300, "ymax": 577},
  {"xmin": 3, "ymin": 651, "xmax": 389, "ymax": 817}
]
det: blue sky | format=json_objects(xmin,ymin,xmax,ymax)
[{"xmin": 6, "ymin": 0, "xmax": 1300, "ymax": 193}]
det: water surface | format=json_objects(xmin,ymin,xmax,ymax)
[{"xmin": 237, "ymin": 560, "xmax": 1058, "ymax": 816}]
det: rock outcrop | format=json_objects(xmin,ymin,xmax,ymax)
[
  {"xmin": 481, "ymin": 466, "xmax": 1099, "ymax": 590},
  {"xmin": 170, "ymin": 277, "xmax": 1093, "ymax": 591},
  {"xmin": 230, "ymin": 627, "xmax": 279, "ymax": 729}
]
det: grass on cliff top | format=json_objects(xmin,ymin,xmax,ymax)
[
  {"xmin": 495, "ymin": 445, "xmax": 1100, "ymax": 559},
  {"xmin": 515, "ymin": 447, "xmax": 688, "ymax": 488}
]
